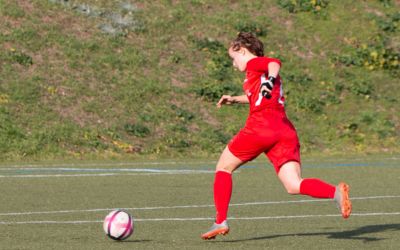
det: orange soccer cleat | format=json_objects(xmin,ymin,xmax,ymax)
[
  {"xmin": 335, "ymin": 182, "xmax": 352, "ymax": 219},
  {"xmin": 201, "ymin": 220, "xmax": 230, "ymax": 240}
]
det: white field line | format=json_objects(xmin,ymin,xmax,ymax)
[
  {"xmin": 0, "ymin": 195, "xmax": 399, "ymax": 217},
  {"xmin": 1, "ymin": 212, "xmax": 400, "ymax": 225},
  {"xmin": 0, "ymin": 161, "xmax": 217, "ymax": 169},
  {"xmin": 0, "ymin": 168, "xmax": 213, "ymax": 172},
  {"xmin": 0, "ymin": 170, "xmax": 215, "ymax": 178},
  {"xmin": 0, "ymin": 155, "xmax": 398, "ymax": 169}
]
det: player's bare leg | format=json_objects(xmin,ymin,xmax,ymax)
[
  {"xmin": 215, "ymin": 146, "xmax": 244, "ymax": 174},
  {"xmin": 201, "ymin": 147, "xmax": 244, "ymax": 240},
  {"xmin": 278, "ymin": 161, "xmax": 352, "ymax": 218},
  {"xmin": 277, "ymin": 161, "xmax": 302, "ymax": 194}
]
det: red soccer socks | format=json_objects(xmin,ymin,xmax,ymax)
[
  {"xmin": 214, "ymin": 171, "xmax": 232, "ymax": 224},
  {"xmin": 300, "ymin": 178, "xmax": 335, "ymax": 199}
]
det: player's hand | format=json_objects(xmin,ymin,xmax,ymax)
[
  {"xmin": 217, "ymin": 95, "xmax": 235, "ymax": 108},
  {"xmin": 260, "ymin": 76, "xmax": 276, "ymax": 99},
  {"xmin": 260, "ymin": 84, "xmax": 272, "ymax": 99}
]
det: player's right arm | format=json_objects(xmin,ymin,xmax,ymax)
[{"xmin": 217, "ymin": 95, "xmax": 249, "ymax": 108}]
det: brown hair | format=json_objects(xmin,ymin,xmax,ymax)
[{"xmin": 230, "ymin": 32, "xmax": 264, "ymax": 56}]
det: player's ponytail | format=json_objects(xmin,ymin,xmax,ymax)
[{"xmin": 230, "ymin": 32, "xmax": 264, "ymax": 56}]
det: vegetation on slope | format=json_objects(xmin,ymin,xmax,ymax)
[{"xmin": 0, "ymin": 0, "xmax": 399, "ymax": 161}]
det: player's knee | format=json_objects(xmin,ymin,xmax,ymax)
[
  {"xmin": 216, "ymin": 166, "xmax": 234, "ymax": 174},
  {"xmin": 285, "ymin": 186, "xmax": 300, "ymax": 195},
  {"xmin": 215, "ymin": 162, "xmax": 237, "ymax": 173}
]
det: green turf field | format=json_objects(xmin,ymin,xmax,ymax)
[{"xmin": 0, "ymin": 156, "xmax": 399, "ymax": 249}]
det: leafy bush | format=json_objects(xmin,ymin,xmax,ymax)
[
  {"xmin": 0, "ymin": 93, "xmax": 10, "ymax": 105},
  {"xmin": 82, "ymin": 130, "xmax": 109, "ymax": 149},
  {"xmin": 378, "ymin": 0, "xmax": 393, "ymax": 7},
  {"xmin": 358, "ymin": 45, "xmax": 399, "ymax": 73},
  {"xmin": 358, "ymin": 112, "xmax": 396, "ymax": 139},
  {"xmin": 7, "ymin": 50, "xmax": 33, "ymax": 66},
  {"xmin": 284, "ymin": 73, "xmax": 313, "ymax": 85},
  {"xmin": 282, "ymin": 73, "xmax": 327, "ymax": 113},
  {"xmin": 348, "ymin": 81, "xmax": 374, "ymax": 96},
  {"xmin": 169, "ymin": 124, "xmax": 188, "ymax": 133},
  {"xmin": 191, "ymin": 37, "xmax": 225, "ymax": 52},
  {"xmin": 332, "ymin": 38, "xmax": 399, "ymax": 76},
  {"xmin": 171, "ymin": 105, "xmax": 195, "ymax": 122},
  {"xmin": 278, "ymin": 0, "xmax": 329, "ymax": 14},
  {"xmin": 0, "ymin": 107, "xmax": 25, "ymax": 154},
  {"xmin": 197, "ymin": 128, "xmax": 231, "ymax": 153},
  {"xmin": 168, "ymin": 139, "xmax": 190, "ymax": 149},
  {"xmin": 205, "ymin": 52, "xmax": 233, "ymax": 81},
  {"xmin": 374, "ymin": 119, "xmax": 396, "ymax": 139},
  {"xmin": 234, "ymin": 20, "xmax": 267, "ymax": 37},
  {"xmin": 296, "ymin": 96, "xmax": 325, "ymax": 114},
  {"xmin": 193, "ymin": 81, "xmax": 242, "ymax": 101},
  {"xmin": 191, "ymin": 37, "xmax": 242, "ymax": 101},
  {"xmin": 375, "ymin": 12, "xmax": 400, "ymax": 32},
  {"xmin": 124, "ymin": 123, "xmax": 150, "ymax": 137},
  {"xmin": 360, "ymin": 112, "xmax": 375, "ymax": 125},
  {"xmin": 0, "ymin": 1, "xmax": 25, "ymax": 18},
  {"xmin": 318, "ymin": 81, "xmax": 344, "ymax": 105}
]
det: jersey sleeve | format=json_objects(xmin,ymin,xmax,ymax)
[
  {"xmin": 266, "ymin": 57, "xmax": 281, "ymax": 68},
  {"xmin": 246, "ymin": 57, "xmax": 282, "ymax": 73}
]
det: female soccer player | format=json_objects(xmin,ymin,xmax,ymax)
[{"xmin": 201, "ymin": 32, "xmax": 352, "ymax": 240}]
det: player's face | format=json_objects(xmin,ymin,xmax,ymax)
[{"xmin": 228, "ymin": 47, "xmax": 247, "ymax": 72}]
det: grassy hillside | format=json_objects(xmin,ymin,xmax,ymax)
[{"xmin": 0, "ymin": 0, "xmax": 399, "ymax": 161}]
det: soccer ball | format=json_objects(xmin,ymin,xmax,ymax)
[{"xmin": 103, "ymin": 210, "xmax": 134, "ymax": 240}]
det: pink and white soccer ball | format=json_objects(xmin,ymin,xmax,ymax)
[{"xmin": 103, "ymin": 210, "xmax": 134, "ymax": 240}]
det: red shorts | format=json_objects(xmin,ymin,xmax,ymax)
[{"xmin": 228, "ymin": 111, "xmax": 300, "ymax": 173}]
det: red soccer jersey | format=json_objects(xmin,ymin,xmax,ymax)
[
  {"xmin": 228, "ymin": 57, "xmax": 300, "ymax": 170},
  {"xmin": 243, "ymin": 57, "xmax": 285, "ymax": 114}
]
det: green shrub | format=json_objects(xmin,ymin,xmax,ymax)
[
  {"xmin": 282, "ymin": 73, "xmax": 327, "ymax": 113},
  {"xmin": 348, "ymin": 81, "xmax": 374, "ymax": 96},
  {"xmin": 193, "ymin": 81, "xmax": 242, "ymax": 101},
  {"xmin": 284, "ymin": 73, "xmax": 313, "ymax": 85},
  {"xmin": 0, "ymin": 107, "xmax": 25, "ymax": 154},
  {"xmin": 169, "ymin": 139, "xmax": 190, "ymax": 149},
  {"xmin": 124, "ymin": 123, "xmax": 150, "ymax": 137},
  {"xmin": 234, "ymin": 20, "xmax": 267, "ymax": 37},
  {"xmin": 82, "ymin": 130, "xmax": 108, "ymax": 149},
  {"xmin": 332, "ymin": 37, "xmax": 399, "ymax": 76},
  {"xmin": 191, "ymin": 37, "xmax": 242, "ymax": 101},
  {"xmin": 171, "ymin": 105, "xmax": 195, "ymax": 122},
  {"xmin": 7, "ymin": 50, "xmax": 33, "ymax": 66},
  {"xmin": 169, "ymin": 124, "xmax": 188, "ymax": 133},
  {"xmin": 0, "ymin": 1, "xmax": 25, "ymax": 18},
  {"xmin": 296, "ymin": 96, "xmax": 325, "ymax": 114},
  {"xmin": 375, "ymin": 12, "xmax": 400, "ymax": 32},
  {"xmin": 191, "ymin": 37, "xmax": 225, "ymax": 52},
  {"xmin": 378, "ymin": 0, "xmax": 393, "ymax": 7},
  {"xmin": 206, "ymin": 54, "xmax": 232, "ymax": 81},
  {"xmin": 278, "ymin": 0, "xmax": 329, "ymax": 14},
  {"xmin": 197, "ymin": 128, "xmax": 230, "ymax": 153},
  {"xmin": 360, "ymin": 112, "xmax": 375, "ymax": 125},
  {"xmin": 357, "ymin": 44, "xmax": 399, "ymax": 72}
]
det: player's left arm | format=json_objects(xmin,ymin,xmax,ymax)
[
  {"xmin": 268, "ymin": 62, "xmax": 280, "ymax": 78},
  {"xmin": 260, "ymin": 62, "xmax": 280, "ymax": 98}
]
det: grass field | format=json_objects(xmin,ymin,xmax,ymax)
[
  {"xmin": 0, "ymin": 155, "xmax": 399, "ymax": 249},
  {"xmin": 1, "ymin": 1, "xmax": 399, "ymax": 248}
]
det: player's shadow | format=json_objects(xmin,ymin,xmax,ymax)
[{"xmin": 224, "ymin": 223, "xmax": 400, "ymax": 243}]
